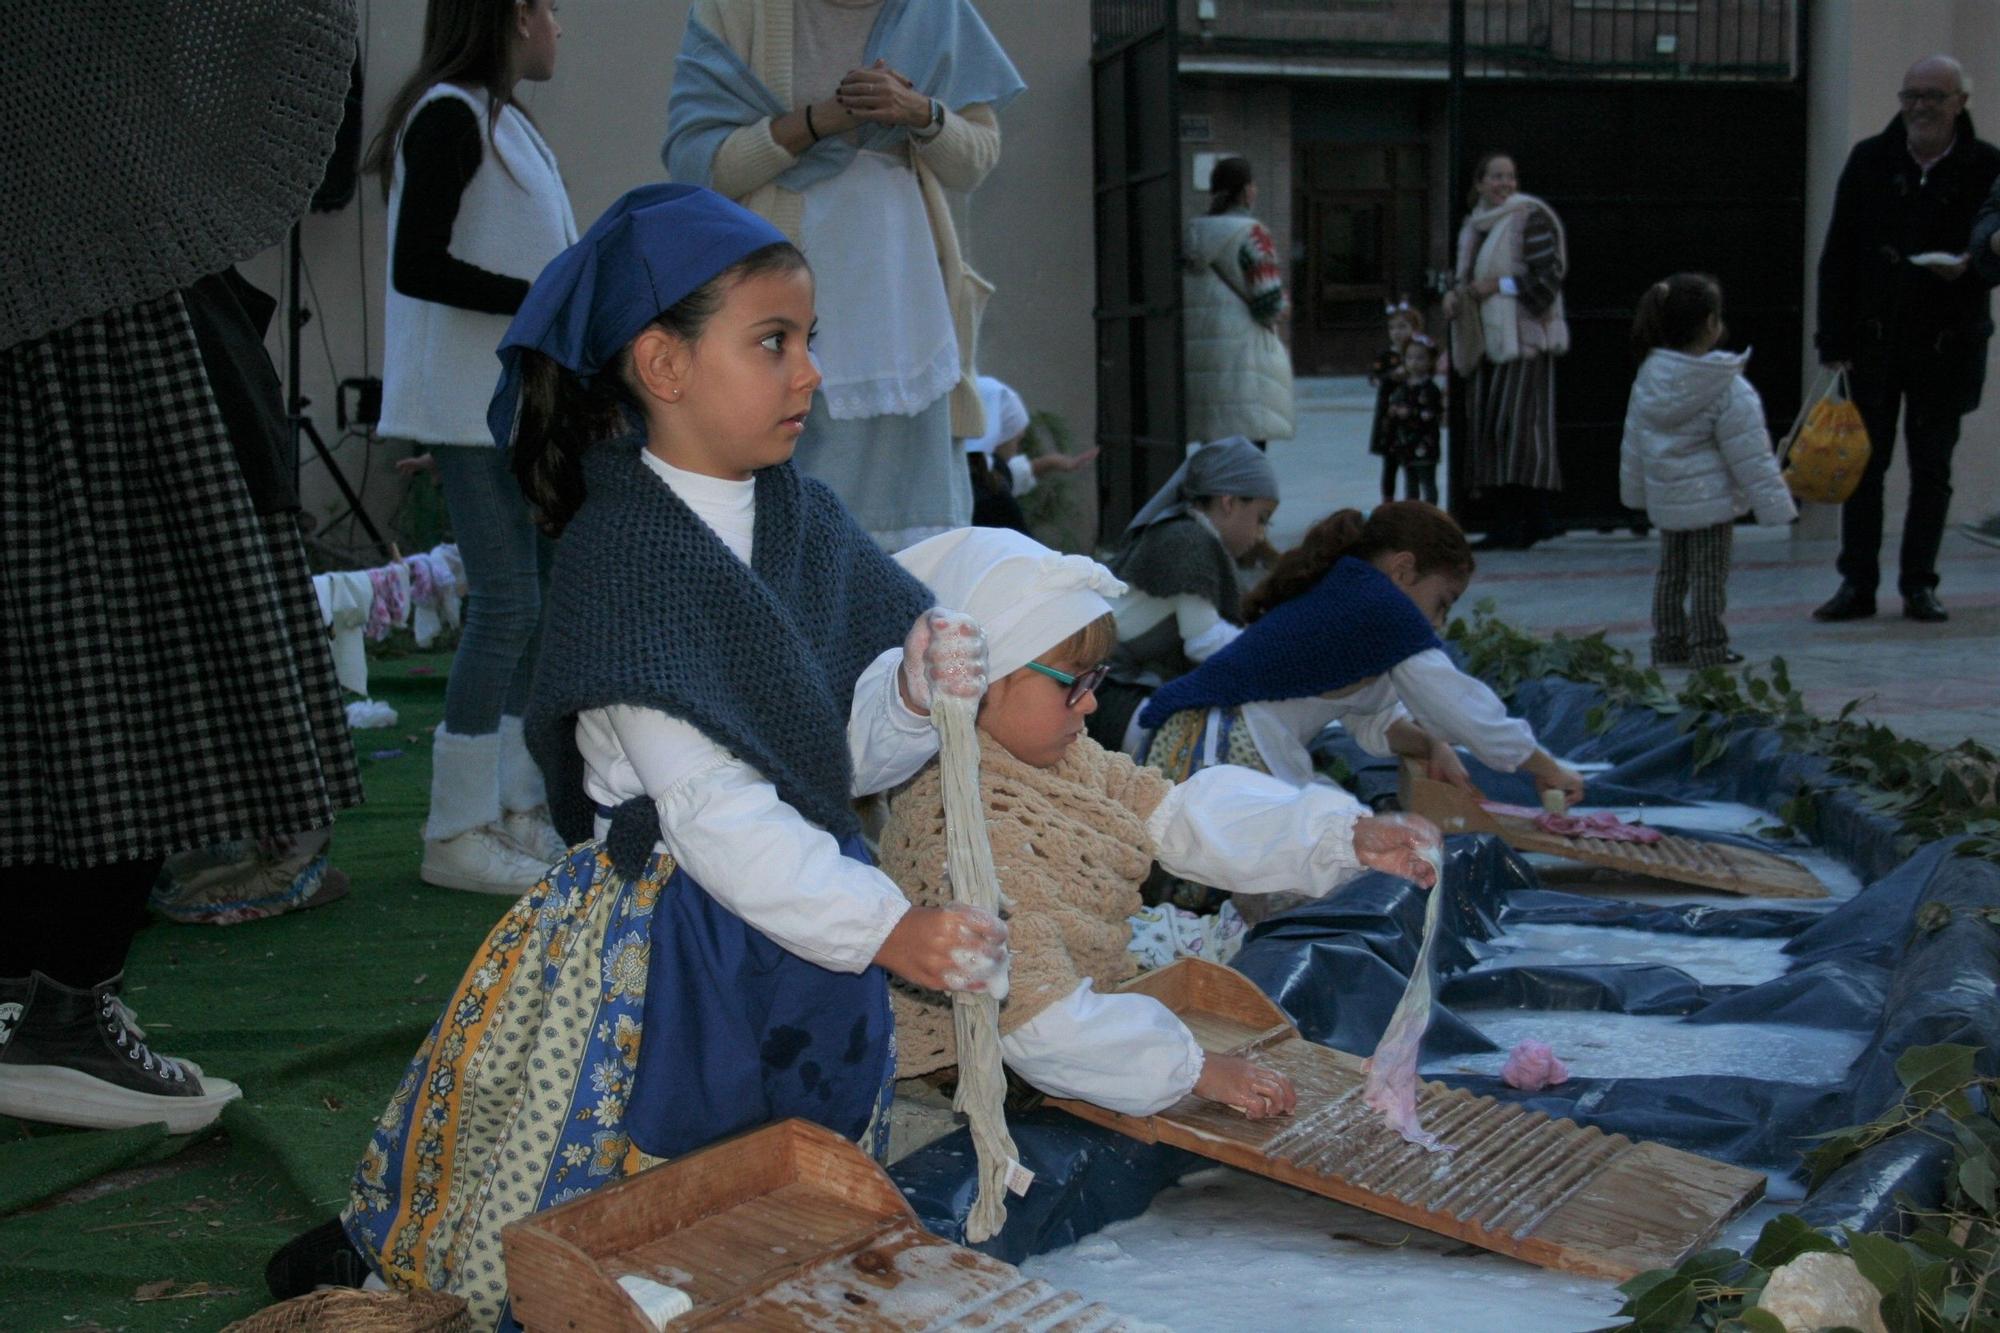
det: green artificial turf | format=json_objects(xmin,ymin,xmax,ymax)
[{"xmin": 0, "ymin": 654, "xmax": 509, "ymax": 1330}]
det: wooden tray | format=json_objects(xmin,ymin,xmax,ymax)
[
  {"xmin": 1045, "ymin": 959, "xmax": 1765, "ymax": 1281},
  {"xmin": 1398, "ymin": 760, "xmax": 1827, "ymax": 899},
  {"xmin": 501, "ymin": 1118, "xmax": 1139, "ymax": 1331}
]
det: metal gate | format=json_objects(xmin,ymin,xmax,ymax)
[
  {"xmin": 1444, "ymin": 1, "xmax": 1807, "ymax": 533},
  {"xmin": 1091, "ymin": 0, "xmax": 1184, "ymax": 535}
]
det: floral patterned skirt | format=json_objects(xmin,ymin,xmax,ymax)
[
  {"xmin": 1140, "ymin": 707, "xmax": 1271, "ymax": 915},
  {"xmin": 341, "ymin": 843, "xmax": 894, "ymax": 1332}
]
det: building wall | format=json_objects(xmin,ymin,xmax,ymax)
[
  {"xmin": 1801, "ymin": 0, "xmax": 2000, "ymax": 544},
  {"xmin": 245, "ymin": 1, "xmax": 1096, "ymax": 545}
]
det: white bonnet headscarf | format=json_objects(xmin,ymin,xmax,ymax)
[{"xmin": 895, "ymin": 528, "xmax": 1128, "ymax": 683}]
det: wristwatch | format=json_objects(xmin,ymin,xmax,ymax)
[{"xmin": 916, "ymin": 96, "xmax": 944, "ymax": 138}]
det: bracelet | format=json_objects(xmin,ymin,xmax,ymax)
[{"xmin": 804, "ymin": 103, "xmax": 821, "ymax": 143}]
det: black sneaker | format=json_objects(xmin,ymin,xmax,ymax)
[
  {"xmin": 1812, "ymin": 583, "xmax": 1877, "ymax": 622},
  {"xmin": 0, "ymin": 972, "xmax": 240, "ymax": 1133}
]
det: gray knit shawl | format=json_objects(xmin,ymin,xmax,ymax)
[
  {"xmin": 2, "ymin": 1, "xmax": 356, "ymax": 350},
  {"xmin": 1109, "ymin": 515, "xmax": 1242, "ymax": 622},
  {"xmin": 528, "ymin": 444, "xmax": 932, "ymax": 871}
]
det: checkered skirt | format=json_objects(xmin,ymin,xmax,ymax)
[{"xmin": 0, "ymin": 290, "xmax": 362, "ymax": 868}]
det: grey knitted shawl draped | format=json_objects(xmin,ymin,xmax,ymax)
[
  {"xmin": 1109, "ymin": 515, "xmax": 1242, "ymax": 622},
  {"xmin": 527, "ymin": 444, "xmax": 933, "ymax": 872},
  {"xmin": 0, "ymin": 0, "xmax": 356, "ymax": 350}
]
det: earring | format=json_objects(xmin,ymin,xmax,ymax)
[{"xmin": 671, "ymin": 388, "xmax": 683, "ymax": 401}]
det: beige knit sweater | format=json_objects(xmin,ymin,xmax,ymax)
[{"xmin": 881, "ymin": 731, "xmax": 1172, "ymax": 1079}]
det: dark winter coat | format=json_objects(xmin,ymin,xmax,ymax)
[{"xmin": 1815, "ymin": 110, "xmax": 2000, "ymax": 411}]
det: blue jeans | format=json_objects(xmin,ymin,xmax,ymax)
[{"xmin": 432, "ymin": 446, "xmax": 549, "ymax": 735}]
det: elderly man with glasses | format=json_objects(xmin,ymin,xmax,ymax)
[{"xmin": 1814, "ymin": 55, "xmax": 2000, "ymax": 625}]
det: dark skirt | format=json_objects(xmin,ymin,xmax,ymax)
[
  {"xmin": 0, "ymin": 290, "xmax": 361, "ymax": 868},
  {"xmin": 1468, "ymin": 354, "xmax": 1562, "ymax": 491}
]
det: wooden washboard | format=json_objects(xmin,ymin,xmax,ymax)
[
  {"xmin": 1398, "ymin": 759, "xmax": 1827, "ymax": 899},
  {"xmin": 1045, "ymin": 959, "xmax": 1765, "ymax": 1281},
  {"xmin": 501, "ymin": 1118, "xmax": 1139, "ymax": 1331}
]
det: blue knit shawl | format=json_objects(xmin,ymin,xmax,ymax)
[
  {"xmin": 527, "ymin": 444, "xmax": 932, "ymax": 871},
  {"xmin": 1138, "ymin": 557, "xmax": 1442, "ymax": 727},
  {"xmin": 663, "ymin": 0, "xmax": 1025, "ymax": 195}
]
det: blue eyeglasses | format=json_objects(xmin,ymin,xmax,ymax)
[{"xmin": 1023, "ymin": 660, "xmax": 1110, "ymax": 707}]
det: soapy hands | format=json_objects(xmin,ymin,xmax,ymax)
[
  {"xmin": 1352, "ymin": 812, "xmax": 1443, "ymax": 889},
  {"xmin": 898, "ymin": 608, "xmax": 987, "ymax": 715},
  {"xmin": 1195, "ymin": 1053, "xmax": 1297, "ymax": 1119},
  {"xmin": 874, "ymin": 901, "xmax": 1009, "ymax": 994}
]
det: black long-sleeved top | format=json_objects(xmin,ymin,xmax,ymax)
[
  {"xmin": 393, "ymin": 97, "xmax": 532, "ymax": 316},
  {"xmin": 1815, "ymin": 110, "xmax": 2000, "ymax": 402}
]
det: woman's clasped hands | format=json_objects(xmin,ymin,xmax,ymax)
[{"xmin": 837, "ymin": 58, "xmax": 934, "ymax": 129}]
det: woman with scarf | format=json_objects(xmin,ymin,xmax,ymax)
[
  {"xmin": 1444, "ymin": 152, "xmax": 1571, "ymax": 550},
  {"xmin": 663, "ymin": 0, "xmax": 1024, "ymax": 549},
  {"xmin": 1084, "ymin": 437, "xmax": 1280, "ymax": 754}
]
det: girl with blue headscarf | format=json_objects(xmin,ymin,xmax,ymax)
[
  {"xmin": 323, "ymin": 185, "xmax": 1006, "ymax": 1331},
  {"xmin": 663, "ymin": 0, "xmax": 1025, "ymax": 549}
]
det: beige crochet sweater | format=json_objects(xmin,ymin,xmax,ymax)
[{"xmin": 881, "ymin": 731, "xmax": 1172, "ymax": 1079}]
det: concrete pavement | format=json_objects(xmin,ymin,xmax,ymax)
[{"xmin": 1260, "ymin": 378, "xmax": 2000, "ymax": 750}]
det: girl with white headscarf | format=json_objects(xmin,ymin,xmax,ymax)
[
  {"xmin": 883, "ymin": 527, "xmax": 1438, "ymax": 1119},
  {"xmin": 1088, "ymin": 437, "xmax": 1280, "ymax": 752}
]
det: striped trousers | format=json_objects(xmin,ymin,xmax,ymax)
[{"xmin": 1652, "ymin": 521, "xmax": 1734, "ymax": 667}]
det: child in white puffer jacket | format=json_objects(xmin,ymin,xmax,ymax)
[{"xmin": 1620, "ymin": 273, "xmax": 1797, "ymax": 668}]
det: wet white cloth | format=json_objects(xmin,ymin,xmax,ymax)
[
  {"xmin": 313, "ymin": 570, "xmax": 373, "ymax": 696},
  {"xmin": 801, "ymin": 150, "xmax": 960, "ymax": 421},
  {"xmin": 574, "ymin": 459, "xmax": 938, "ymax": 973}
]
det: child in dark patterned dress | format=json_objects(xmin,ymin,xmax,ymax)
[
  {"xmin": 1385, "ymin": 335, "xmax": 1444, "ymax": 504},
  {"xmin": 1369, "ymin": 301, "xmax": 1423, "ymax": 501}
]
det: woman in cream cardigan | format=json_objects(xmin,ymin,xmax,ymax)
[
  {"xmin": 664, "ymin": 0, "xmax": 1024, "ymax": 549},
  {"xmin": 1443, "ymin": 151, "xmax": 1571, "ymax": 551}
]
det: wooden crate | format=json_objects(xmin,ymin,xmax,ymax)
[
  {"xmin": 1046, "ymin": 959, "xmax": 1766, "ymax": 1281},
  {"xmin": 1398, "ymin": 760, "xmax": 1827, "ymax": 899},
  {"xmin": 501, "ymin": 1118, "xmax": 1138, "ymax": 1331}
]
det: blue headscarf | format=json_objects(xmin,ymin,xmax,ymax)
[
  {"xmin": 487, "ymin": 182, "xmax": 790, "ymax": 449},
  {"xmin": 1138, "ymin": 557, "xmax": 1443, "ymax": 728},
  {"xmin": 664, "ymin": 0, "xmax": 1026, "ymax": 195}
]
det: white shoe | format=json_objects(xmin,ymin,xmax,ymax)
[
  {"xmin": 421, "ymin": 827, "xmax": 549, "ymax": 895},
  {"xmin": 499, "ymin": 808, "xmax": 568, "ymax": 865}
]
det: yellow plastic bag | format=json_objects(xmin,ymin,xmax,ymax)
[{"xmin": 1780, "ymin": 369, "xmax": 1872, "ymax": 504}]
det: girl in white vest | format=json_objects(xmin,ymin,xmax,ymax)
[
  {"xmin": 1182, "ymin": 156, "xmax": 1296, "ymax": 448},
  {"xmin": 366, "ymin": 0, "xmax": 579, "ymax": 893}
]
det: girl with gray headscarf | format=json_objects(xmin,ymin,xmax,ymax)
[{"xmin": 1085, "ymin": 437, "xmax": 1280, "ymax": 752}]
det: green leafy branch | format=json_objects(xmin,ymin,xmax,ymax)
[
  {"xmin": 1605, "ymin": 1045, "xmax": 2000, "ymax": 1333},
  {"xmin": 1446, "ymin": 603, "xmax": 2000, "ymax": 861}
]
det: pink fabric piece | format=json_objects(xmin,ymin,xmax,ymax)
[
  {"xmin": 364, "ymin": 564, "xmax": 411, "ymax": 642},
  {"xmin": 1532, "ymin": 810, "xmax": 1662, "ymax": 843},
  {"xmin": 1500, "ymin": 1039, "xmax": 1570, "ymax": 1091}
]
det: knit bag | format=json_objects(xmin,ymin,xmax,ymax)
[{"xmin": 1780, "ymin": 368, "xmax": 1872, "ymax": 504}]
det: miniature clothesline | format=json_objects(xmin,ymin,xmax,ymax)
[{"xmin": 311, "ymin": 544, "xmax": 466, "ymax": 726}]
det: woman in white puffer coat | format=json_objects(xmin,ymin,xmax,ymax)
[
  {"xmin": 1183, "ymin": 157, "xmax": 1295, "ymax": 447},
  {"xmin": 1620, "ymin": 273, "xmax": 1796, "ymax": 668}
]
